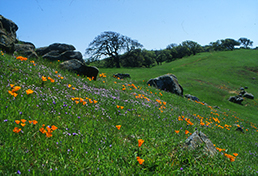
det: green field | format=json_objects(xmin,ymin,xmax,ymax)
[{"xmin": 0, "ymin": 49, "xmax": 258, "ymax": 175}]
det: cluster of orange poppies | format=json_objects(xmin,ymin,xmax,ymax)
[
  {"xmin": 8, "ymin": 84, "xmax": 34, "ymax": 97},
  {"xmin": 99, "ymin": 73, "xmax": 106, "ymax": 77},
  {"xmin": 71, "ymin": 97, "xmax": 98, "ymax": 105},
  {"xmin": 13, "ymin": 119, "xmax": 38, "ymax": 133},
  {"xmin": 39, "ymin": 124, "xmax": 58, "ymax": 138},
  {"xmin": 215, "ymin": 145, "xmax": 238, "ymax": 162}
]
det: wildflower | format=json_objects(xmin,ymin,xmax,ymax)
[
  {"xmin": 15, "ymin": 120, "xmax": 20, "ymax": 124},
  {"xmin": 13, "ymin": 127, "xmax": 21, "ymax": 133},
  {"xmin": 55, "ymin": 71, "xmax": 58, "ymax": 74},
  {"xmin": 39, "ymin": 127, "xmax": 46, "ymax": 134},
  {"xmin": 180, "ymin": 167, "xmax": 183, "ymax": 171},
  {"xmin": 12, "ymin": 86, "xmax": 21, "ymax": 92},
  {"xmin": 68, "ymin": 84, "xmax": 72, "ymax": 88},
  {"xmin": 46, "ymin": 132, "xmax": 53, "ymax": 137},
  {"xmin": 185, "ymin": 130, "xmax": 189, "ymax": 135},
  {"xmin": 42, "ymin": 76, "xmax": 47, "ymax": 81},
  {"xmin": 10, "ymin": 84, "xmax": 14, "ymax": 88},
  {"xmin": 233, "ymin": 153, "xmax": 238, "ymax": 157},
  {"xmin": 136, "ymin": 157, "xmax": 144, "ymax": 165},
  {"xmin": 32, "ymin": 120, "xmax": 38, "ymax": 125},
  {"xmin": 61, "ymin": 77, "xmax": 63, "ymax": 79},
  {"xmin": 21, "ymin": 123, "xmax": 26, "ymax": 127},
  {"xmin": 51, "ymin": 125, "xmax": 58, "ymax": 131},
  {"xmin": 116, "ymin": 125, "xmax": 121, "ymax": 130},
  {"xmin": 93, "ymin": 100, "xmax": 98, "ymax": 104},
  {"xmin": 138, "ymin": 139, "xmax": 144, "ymax": 147},
  {"xmin": 50, "ymin": 79, "xmax": 55, "ymax": 83},
  {"xmin": 175, "ymin": 130, "xmax": 180, "ymax": 134},
  {"xmin": 26, "ymin": 89, "xmax": 34, "ymax": 95},
  {"xmin": 17, "ymin": 170, "xmax": 21, "ymax": 174}
]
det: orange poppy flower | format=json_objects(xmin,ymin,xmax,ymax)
[
  {"xmin": 138, "ymin": 139, "xmax": 144, "ymax": 147},
  {"xmin": 50, "ymin": 79, "xmax": 55, "ymax": 83},
  {"xmin": 13, "ymin": 127, "xmax": 21, "ymax": 133},
  {"xmin": 55, "ymin": 71, "xmax": 58, "ymax": 74},
  {"xmin": 61, "ymin": 77, "xmax": 64, "ymax": 79},
  {"xmin": 21, "ymin": 123, "xmax": 26, "ymax": 127},
  {"xmin": 46, "ymin": 131, "xmax": 53, "ymax": 138},
  {"xmin": 233, "ymin": 153, "xmax": 238, "ymax": 157},
  {"xmin": 116, "ymin": 105, "xmax": 120, "ymax": 108},
  {"xmin": 185, "ymin": 130, "xmax": 189, "ymax": 135},
  {"xmin": 120, "ymin": 106, "xmax": 124, "ymax": 109},
  {"xmin": 51, "ymin": 125, "xmax": 58, "ymax": 131},
  {"xmin": 116, "ymin": 125, "xmax": 121, "ymax": 130},
  {"xmin": 39, "ymin": 127, "xmax": 46, "ymax": 134},
  {"xmin": 12, "ymin": 86, "xmax": 21, "ymax": 92},
  {"xmin": 26, "ymin": 89, "xmax": 34, "ymax": 95},
  {"xmin": 175, "ymin": 130, "xmax": 180, "ymax": 134},
  {"xmin": 29, "ymin": 120, "xmax": 32, "ymax": 124},
  {"xmin": 47, "ymin": 76, "xmax": 51, "ymax": 80},
  {"xmin": 15, "ymin": 120, "xmax": 20, "ymax": 124},
  {"xmin": 42, "ymin": 76, "xmax": 47, "ymax": 81},
  {"xmin": 10, "ymin": 84, "xmax": 14, "ymax": 88},
  {"xmin": 21, "ymin": 119, "xmax": 26, "ymax": 123},
  {"xmin": 93, "ymin": 100, "xmax": 98, "ymax": 104},
  {"xmin": 32, "ymin": 120, "xmax": 38, "ymax": 125},
  {"xmin": 137, "ymin": 158, "xmax": 144, "ymax": 165},
  {"xmin": 68, "ymin": 84, "xmax": 72, "ymax": 88}
]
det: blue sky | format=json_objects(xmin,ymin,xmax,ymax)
[{"xmin": 1, "ymin": 0, "xmax": 257, "ymax": 59}]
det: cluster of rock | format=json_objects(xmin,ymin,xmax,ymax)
[
  {"xmin": 228, "ymin": 87, "xmax": 254, "ymax": 104},
  {"xmin": 147, "ymin": 73, "xmax": 183, "ymax": 96},
  {"xmin": 0, "ymin": 15, "xmax": 99, "ymax": 80}
]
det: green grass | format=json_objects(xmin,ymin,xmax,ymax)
[{"xmin": 0, "ymin": 49, "xmax": 258, "ymax": 175}]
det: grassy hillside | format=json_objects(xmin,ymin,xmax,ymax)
[
  {"xmin": 101, "ymin": 49, "xmax": 258, "ymax": 123},
  {"xmin": 0, "ymin": 49, "xmax": 258, "ymax": 175}
]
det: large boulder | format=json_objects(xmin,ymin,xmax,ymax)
[
  {"xmin": 43, "ymin": 50, "xmax": 84, "ymax": 63},
  {"xmin": 36, "ymin": 43, "xmax": 76, "ymax": 56},
  {"xmin": 59, "ymin": 59, "xmax": 99, "ymax": 80},
  {"xmin": 228, "ymin": 96, "xmax": 244, "ymax": 104},
  {"xmin": 184, "ymin": 131, "xmax": 217, "ymax": 157},
  {"xmin": 147, "ymin": 73, "xmax": 183, "ymax": 96},
  {"xmin": 0, "ymin": 15, "xmax": 18, "ymax": 53},
  {"xmin": 14, "ymin": 41, "xmax": 38, "ymax": 58}
]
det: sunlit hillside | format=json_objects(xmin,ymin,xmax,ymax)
[{"xmin": 1, "ymin": 49, "xmax": 258, "ymax": 175}]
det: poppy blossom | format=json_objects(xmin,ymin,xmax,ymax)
[
  {"xmin": 12, "ymin": 86, "xmax": 21, "ymax": 92},
  {"xmin": 13, "ymin": 127, "xmax": 21, "ymax": 133},
  {"xmin": 185, "ymin": 130, "xmax": 189, "ymax": 135},
  {"xmin": 136, "ymin": 157, "xmax": 144, "ymax": 164},
  {"xmin": 51, "ymin": 125, "xmax": 58, "ymax": 131},
  {"xmin": 32, "ymin": 120, "xmax": 38, "ymax": 125},
  {"xmin": 138, "ymin": 139, "xmax": 144, "ymax": 147},
  {"xmin": 21, "ymin": 123, "xmax": 26, "ymax": 127},
  {"xmin": 175, "ymin": 130, "xmax": 180, "ymax": 134},
  {"xmin": 116, "ymin": 125, "xmax": 121, "ymax": 130},
  {"xmin": 26, "ymin": 89, "xmax": 34, "ymax": 95},
  {"xmin": 42, "ymin": 76, "xmax": 47, "ymax": 81},
  {"xmin": 15, "ymin": 120, "xmax": 20, "ymax": 124}
]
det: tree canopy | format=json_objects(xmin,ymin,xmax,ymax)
[
  {"xmin": 238, "ymin": 37, "xmax": 253, "ymax": 48},
  {"xmin": 85, "ymin": 31, "xmax": 143, "ymax": 68}
]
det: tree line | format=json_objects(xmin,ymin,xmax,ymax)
[{"xmin": 85, "ymin": 31, "xmax": 254, "ymax": 68}]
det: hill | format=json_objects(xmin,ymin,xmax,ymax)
[{"xmin": 0, "ymin": 49, "xmax": 258, "ymax": 175}]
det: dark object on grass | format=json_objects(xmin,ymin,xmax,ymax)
[
  {"xmin": 113, "ymin": 73, "xmax": 131, "ymax": 79},
  {"xmin": 59, "ymin": 59, "xmax": 99, "ymax": 80},
  {"xmin": 147, "ymin": 73, "xmax": 183, "ymax": 96},
  {"xmin": 228, "ymin": 96, "xmax": 244, "ymax": 104},
  {"xmin": 185, "ymin": 94, "xmax": 199, "ymax": 102}
]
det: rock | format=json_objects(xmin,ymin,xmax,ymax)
[
  {"xmin": 59, "ymin": 59, "xmax": 99, "ymax": 80},
  {"xmin": 243, "ymin": 92, "xmax": 254, "ymax": 99},
  {"xmin": 14, "ymin": 41, "xmax": 38, "ymax": 58},
  {"xmin": 43, "ymin": 50, "xmax": 84, "ymax": 63},
  {"xmin": 36, "ymin": 43, "xmax": 76, "ymax": 56},
  {"xmin": 233, "ymin": 124, "xmax": 244, "ymax": 133},
  {"xmin": 113, "ymin": 73, "xmax": 131, "ymax": 79},
  {"xmin": 228, "ymin": 96, "xmax": 244, "ymax": 104},
  {"xmin": 147, "ymin": 73, "xmax": 183, "ymax": 96},
  {"xmin": 184, "ymin": 131, "xmax": 217, "ymax": 157},
  {"xmin": 185, "ymin": 94, "xmax": 199, "ymax": 101},
  {"xmin": 0, "ymin": 15, "xmax": 18, "ymax": 52}
]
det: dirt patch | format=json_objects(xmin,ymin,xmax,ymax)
[{"xmin": 244, "ymin": 67, "xmax": 258, "ymax": 73}]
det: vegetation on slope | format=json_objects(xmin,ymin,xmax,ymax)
[{"xmin": 0, "ymin": 49, "xmax": 258, "ymax": 175}]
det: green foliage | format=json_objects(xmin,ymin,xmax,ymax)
[{"xmin": 1, "ymin": 49, "xmax": 258, "ymax": 175}]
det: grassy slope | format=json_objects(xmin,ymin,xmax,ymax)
[
  {"xmin": 101, "ymin": 49, "xmax": 258, "ymax": 123},
  {"xmin": 0, "ymin": 49, "xmax": 258, "ymax": 175}
]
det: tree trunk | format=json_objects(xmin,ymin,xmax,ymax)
[{"xmin": 114, "ymin": 55, "xmax": 120, "ymax": 68}]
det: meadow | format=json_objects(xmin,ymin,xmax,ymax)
[{"xmin": 0, "ymin": 49, "xmax": 258, "ymax": 175}]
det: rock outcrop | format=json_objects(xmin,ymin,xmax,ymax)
[
  {"xmin": 147, "ymin": 73, "xmax": 183, "ymax": 96},
  {"xmin": 0, "ymin": 15, "xmax": 18, "ymax": 52},
  {"xmin": 14, "ymin": 41, "xmax": 38, "ymax": 58},
  {"xmin": 184, "ymin": 131, "xmax": 217, "ymax": 157},
  {"xmin": 59, "ymin": 59, "xmax": 99, "ymax": 80}
]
